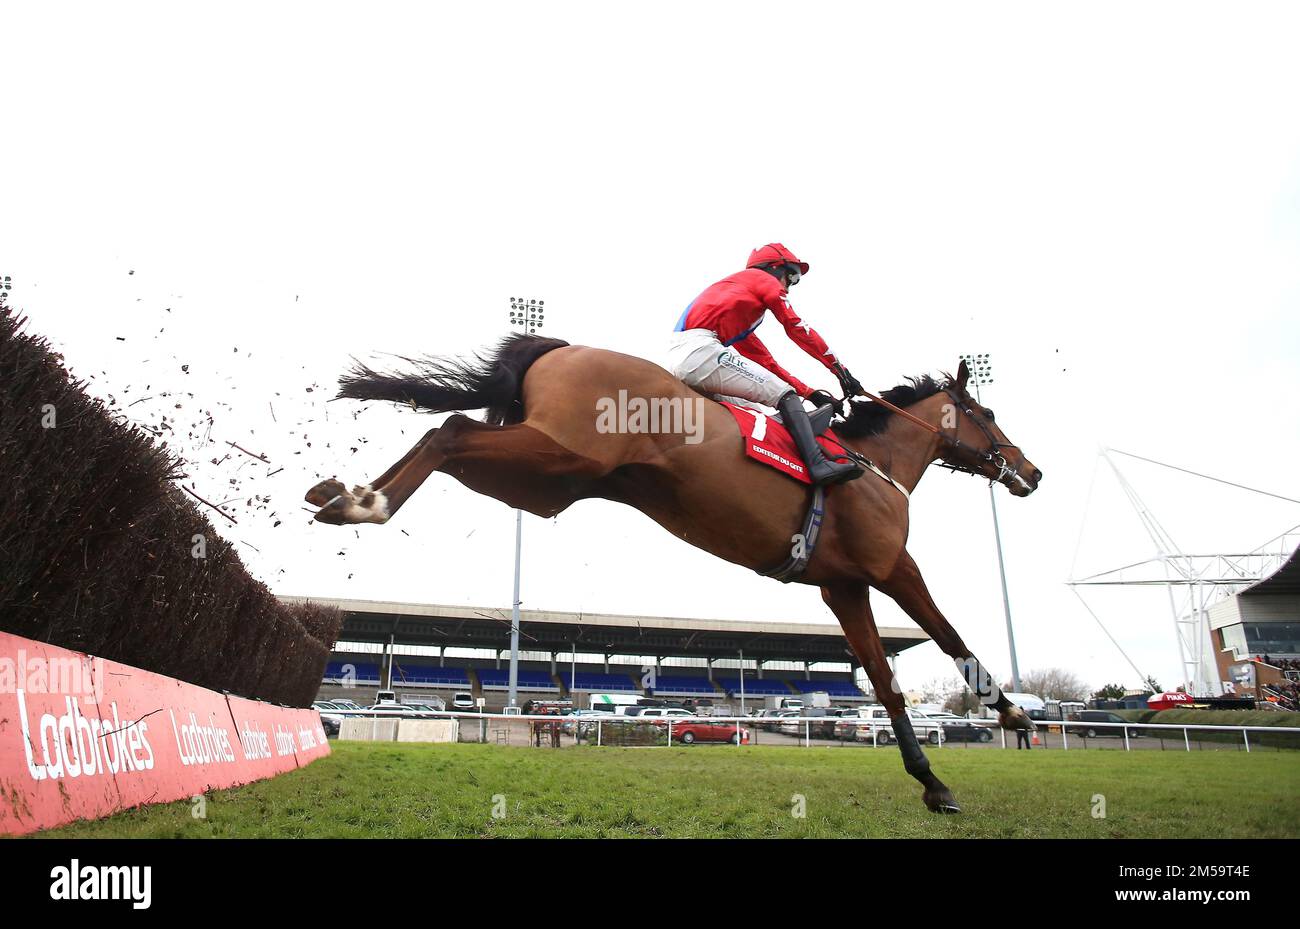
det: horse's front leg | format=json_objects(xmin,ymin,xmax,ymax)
[
  {"xmin": 877, "ymin": 550, "xmax": 1035, "ymax": 734},
  {"xmin": 821, "ymin": 582, "xmax": 960, "ymax": 815}
]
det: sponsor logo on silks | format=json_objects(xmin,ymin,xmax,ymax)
[
  {"xmin": 717, "ymin": 352, "xmax": 764, "ymax": 383},
  {"xmin": 49, "ymin": 859, "xmax": 152, "ymax": 910}
]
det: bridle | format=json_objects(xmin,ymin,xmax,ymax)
[
  {"xmin": 843, "ymin": 384, "xmax": 1026, "ymax": 488},
  {"xmin": 933, "ymin": 387, "xmax": 1025, "ymax": 487}
]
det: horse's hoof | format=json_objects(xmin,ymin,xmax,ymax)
[
  {"xmin": 1000, "ymin": 707, "xmax": 1036, "ymax": 732},
  {"xmin": 924, "ymin": 788, "xmax": 961, "ymax": 815},
  {"xmin": 312, "ymin": 489, "xmax": 390, "ymax": 525},
  {"xmin": 313, "ymin": 494, "xmax": 351, "ymax": 525},
  {"xmin": 305, "ymin": 479, "xmax": 346, "ymax": 507}
]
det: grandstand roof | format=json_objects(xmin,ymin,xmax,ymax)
[
  {"xmin": 1243, "ymin": 547, "xmax": 1300, "ymax": 596},
  {"xmin": 279, "ymin": 596, "xmax": 929, "ymax": 663}
]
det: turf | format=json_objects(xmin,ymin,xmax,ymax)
[{"xmin": 35, "ymin": 742, "xmax": 1300, "ymax": 839}]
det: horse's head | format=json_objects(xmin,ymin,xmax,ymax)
[{"xmin": 938, "ymin": 359, "xmax": 1042, "ymax": 497}]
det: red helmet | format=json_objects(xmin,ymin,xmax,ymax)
[{"xmin": 746, "ymin": 243, "xmax": 809, "ymax": 275}]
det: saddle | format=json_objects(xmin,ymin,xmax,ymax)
[{"xmin": 719, "ymin": 400, "xmax": 908, "ymax": 583}]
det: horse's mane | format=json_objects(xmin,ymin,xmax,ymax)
[{"xmin": 833, "ymin": 374, "xmax": 951, "ymax": 438}]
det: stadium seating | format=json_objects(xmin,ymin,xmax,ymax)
[
  {"xmin": 567, "ymin": 672, "xmax": 641, "ymax": 692},
  {"xmin": 714, "ymin": 676, "xmax": 790, "ymax": 696},
  {"xmin": 649, "ymin": 675, "xmax": 718, "ymax": 695},
  {"xmin": 390, "ymin": 664, "xmax": 471, "ymax": 687},
  {"xmin": 323, "ymin": 661, "xmax": 381, "ymax": 685},
  {"xmin": 792, "ymin": 678, "xmax": 864, "ymax": 697},
  {"xmin": 477, "ymin": 668, "xmax": 559, "ymax": 691}
]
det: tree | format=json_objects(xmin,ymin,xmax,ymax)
[
  {"xmin": 1091, "ymin": 683, "xmax": 1126, "ymax": 701},
  {"xmin": 944, "ymin": 685, "xmax": 982, "ymax": 717},
  {"xmin": 1144, "ymin": 675, "xmax": 1162, "ymax": 694},
  {"xmin": 1007, "ymin": 667, "xmax": 1088, "ymax": 702},
  {"xmin": 918, "ymin": 677, "xmax": 949, "ymax": 704},
  {"xmin": 926, "ymin": 676, "xmax": 982, "ymax": 716}
]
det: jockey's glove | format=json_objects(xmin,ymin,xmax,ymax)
[{"xmin": 834, "ymin": 365, "xmax": 864, "ymax": 398}]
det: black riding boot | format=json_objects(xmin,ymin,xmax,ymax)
[{"xmin": 777, "ymin": 391, "xmax": 863, "ymax": 486}]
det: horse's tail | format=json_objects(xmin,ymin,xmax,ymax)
[{"xmin": 337, "ymin": 334, "xmax": 570, "ymax": 425}]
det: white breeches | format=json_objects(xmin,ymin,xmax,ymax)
[{"xmin": 666, "ymin": 328, "xmax": 793, "ymax": 410}]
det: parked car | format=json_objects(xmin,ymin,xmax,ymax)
[
  {"xmin": 854, "ymin": 706, "xmax": 943, "ymax": 744},
  {"xmin": 401, "ymin": 702, "xmax": 444, "ymax": 713},
  {"xmin": 1066, "ymin": 710, "xmax": 1143, "ymax": 739},
  {"xmin": 329, "ymin": 699, "xmax": 362, "ymax": 710},
  {"xmin": 815, "ymin": 707, "xmax": 859, "ymax": 739},
  {"xmin": 451, "ymin": 692, "xmax": 476, "ymax": 711},
  {"xmin": 312, "ymin": 701, "xmax": 345, "ymax": 735},
  {"xmin": 363, "ymin": 703, "xmax": 435, "ymax": 717},
  {"xmin": 639, "ymin": 707, "xmax": 695, "ymax": 719},
  {"xmin": 780, "ymin": 707, "xmax": 847, "ymax": 739},
  {"xmin": 776, "ymin": 709, "xmax": 810, "ymax": 736},
  {"xmin": 924, "ymin": 712, "xmax": 994, "ymax": 743},
  {"xmin": 834, "ymin": 708, "xmax": 872, "ymax": 740},
  {"xmin": 670, "ymin": 720, "xmax": 750, "ymax": 745},
  {"xmin": 561, "ymin": 708, "xmax": 607, "ymax": 736}
]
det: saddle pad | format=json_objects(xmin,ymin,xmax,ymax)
[{"xmin": 721, "ymin": 401, "xmax": 852, "ymax": 485}]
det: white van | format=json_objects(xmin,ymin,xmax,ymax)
[{"xmin": 588, "ymin": 692, "xmax": 643, "ymax": 714}]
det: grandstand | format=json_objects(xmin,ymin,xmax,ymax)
[
  {"xmin": 282, "ymin": 597, "xmax": 930, "ymax": 710},
  {"xmin": 1209, "ymin": 545, "xmax": 1300, "ymax": 709}
]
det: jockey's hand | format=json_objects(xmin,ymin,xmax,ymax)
[
  {"xmin": 807, "ymin": 389, "xmax": 844, "ymax": 417},
  {"xmin": 835, "ymin": 365, "xmax": 864, "ymax": 398}
]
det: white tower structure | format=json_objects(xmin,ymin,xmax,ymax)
[{"xmin": 1068, "ymin": 448, "xmax": 1300, "ymax": 696}]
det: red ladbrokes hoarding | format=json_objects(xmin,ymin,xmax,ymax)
[{"xmin": 0, "ymin": 631, "xmax": 330, "ymax": 835}]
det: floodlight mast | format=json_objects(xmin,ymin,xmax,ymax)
[
  {"xmin": 504, "ymin": 298, "xmax": 546, "ymax": 708},
  {"xmin": 959, "ymin": 353, "xmax": 1022, "ymax": 694}
]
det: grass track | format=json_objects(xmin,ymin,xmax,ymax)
[{"xmin": 37, "ymin": 742, "xmax": 1300, "ymax": 839}]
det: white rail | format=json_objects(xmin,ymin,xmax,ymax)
[{"xmin": 326, "ymin": 709, "xmax": 1300, "ymax": 752}]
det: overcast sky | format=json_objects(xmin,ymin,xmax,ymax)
[{"xmin": 4, "ymin": 2, "xmax": 1298, "ymax": 696}]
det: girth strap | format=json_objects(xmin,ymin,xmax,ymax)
[{"xmin": 759, "ymin": 485, "xmax": 826, "ymax": 584}]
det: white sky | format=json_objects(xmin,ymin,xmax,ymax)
[{"xmin": 4, "ymin": 2, "xmax": 1298, "ymax": 696}]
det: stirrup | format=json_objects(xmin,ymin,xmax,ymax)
[{"xmin": 810, "ymin": 456, "xmax": 863, "ymax": 486}]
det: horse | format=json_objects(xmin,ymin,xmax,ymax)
[{"xmin": 305, "ymin": 335, "xmax": 1042, "ymax": 814}]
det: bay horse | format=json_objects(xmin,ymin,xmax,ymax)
[{"xmin": 305, "ymin": 335, "xmax": 1042, "ymax": 814}]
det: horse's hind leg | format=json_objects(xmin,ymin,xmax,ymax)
[
  {"xmin": 877, "ymin": 551, "xmax": 1035, "ymax": 734},
  {"xmin": 308, "ymin": 414, "xmax": 602, "ymax": 525},
  {"xmin": 821, "ymin": 582, "xmax": 960, "ymax": 815},
  {"xmin": 305, "ymin": 429, "xmax": 437, "ymax": 509}
]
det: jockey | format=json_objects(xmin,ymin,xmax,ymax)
[{"xmin": 668, "ymin": 243, "xmax": 865, "ymax": 486}]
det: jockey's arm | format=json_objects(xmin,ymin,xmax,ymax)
[
  {"xmin": 768, "ymin": 292, "xmax": 842, "ymax": 377},
  {"xmin": 732, "ymin": 332, "xmax": 813, "ymax": 398}
]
